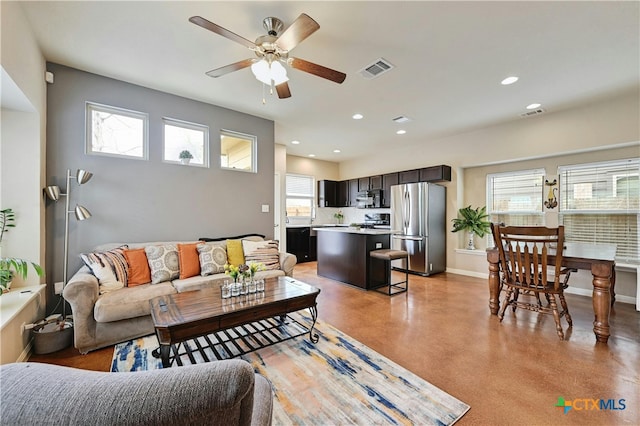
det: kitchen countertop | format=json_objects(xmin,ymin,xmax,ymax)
[
  {"xmin": 313, "ymin": 227, "xmax": 398, "ymax": 235},
  {"xmin": 286, "ymin": 224, "xmax": 350, "ymax": 228}
]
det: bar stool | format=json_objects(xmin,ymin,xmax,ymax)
[{"xmin": 369, "ymin": 249, "xmax": 409, "ymax": 295}]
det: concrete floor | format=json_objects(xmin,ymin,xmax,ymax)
[{"xmin": 29, "ymin": 262, "xmax": 640, "ymax": 425}]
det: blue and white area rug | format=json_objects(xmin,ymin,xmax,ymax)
[{"xmin": 112, "ymin": 314, "xmax": 470, "ymax": 425}]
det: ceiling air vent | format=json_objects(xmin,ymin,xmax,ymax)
[
  {"xmin": 520, "ymin": 108, "xmax": 546, "ymax": 118},
  {"xmin": 359, "ymin": 58, "xmax": 395, "ymax": 79}
]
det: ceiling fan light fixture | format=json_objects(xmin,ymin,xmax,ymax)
[{"xmin": 251, "ymin": 59, "xmax": 289, "ymax": 85}]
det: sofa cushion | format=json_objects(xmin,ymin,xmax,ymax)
[
  {"xmin": 80, "ymin": 246, "xmax": 129, "ymax": 294},
  {"xmin": 172, "ymin": 273, "xmax": 228, "ymax": 293},
  {"xmin": 94, "ymin": 282, "xmax": 176, "ymax": 323},
  {"xmin": 123, "ymin": 248, "xmax": 151, "ymax": 287},
  {"xmin": 144, "ymin": 244, "xmax": 180, "ymax": 284},
  {"xmin": 226, "ymin": 239, "xmax": 245, "ymax": 265},
  {"xmin": 177, "ymin": 243, "xmax": 200, "ymax": 279},
  {"xmin": 197, "ymin": 243, "xmax": 227, "ymax": 276},
  {"xmin": 242, "ymin": 240, "xmax": 280, "ymax": 270}
]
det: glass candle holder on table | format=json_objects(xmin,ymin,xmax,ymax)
[
  {"xmin": 221, "ymin": 280, "xmax": 231, "ymax": 299},
  {"xmin": 256, "ymin": 278, "xmax": 265, "ymax": 292}
]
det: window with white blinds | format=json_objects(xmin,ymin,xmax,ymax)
[
  {"xmin": 559, "ymin": 158, "xmax": 640, "ymax": 263},
  {"xmin": 285, "ymin": 174, "xmax": 315, "ymax": 218},
  {"xmin": 486, "ymin": 169, "xmax": 545, "ymax": 227}
]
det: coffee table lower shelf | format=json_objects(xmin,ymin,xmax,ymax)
[{"xmin": 152, "ymin": 309, "xmax": 318, "ymax": 367}]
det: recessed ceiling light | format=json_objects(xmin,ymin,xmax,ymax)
[
  {"xmin": 333, "ymin": 149, "xmax": 341, "ymax": 153},
  {"xmin": 396, "ymin": 130, "xmax": 406, "ymax": 135},
  {"xmin": 526, "ymin": 103, "xmax": 541, "ymax": 109},
  {"xmin": 291, "ymin": 140, "xmax": 300, "ymax": 145},
  {"xmin": 308, "ymin": 154, "xmax": 316, "ymax": 157},
  {"xmin": 501, "ymin": 76, "xmax": 519, "ymax": 85},
  {"xmin": 352, "ymin": 113, "xmax": 364, "ymax": 120}
]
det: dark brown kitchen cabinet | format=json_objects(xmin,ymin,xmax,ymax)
[
  {"xmin": 286, "ymin": 227, "xmax": 315, "ymax": 263},
  {"xmin": 369, "ymin": 175, "xmax": 383, "ymax": 190},
  {"xmin": 358, "ymin": 177, "xmax": 370, "ymax": 191},
  {"xmin": 318, "ymin": 180, "xmax": 339, "ymax": 207},
  {"xmin": 419, "ymin": 165, "xmax": 452, "ymax": 182},
  {"xmin": 381, "ymin": 172, "xmax": 398, "ymax": 207},
  {"xmin": 348, "ymin": 179, "xmax": 359, "ymax": 207},
  {"xmin": 399, "ymin": 169, "xmax": 420, "ymax": 184},
  {"xmin": 337, "ymin": 180, "xmax": 349, "ymax": 207}
]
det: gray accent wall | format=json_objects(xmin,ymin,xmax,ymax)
[{"xmin": 45, "ymin": 63, "xmax": 275, "ymax": 303}]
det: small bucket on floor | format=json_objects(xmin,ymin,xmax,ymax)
[{"xmin": 33, "ymin": 318, "xmax": 73, "ymax": 354}]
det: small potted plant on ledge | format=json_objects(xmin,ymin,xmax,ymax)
[
  {"xmin": 179, "ymin": 150, "xmax": 193, "ymax": 165},
  {"xmin": 451, "ymin": 205, "xmax": 491, "ymax": 250},
  {"xmin": 0, "ymin": 208, "xmax": 43, "ymax": 294},
  {"xmin": 333, "ymin": 210, "xmax": 344, "ymax": 224}
]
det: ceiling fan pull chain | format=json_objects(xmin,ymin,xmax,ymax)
[{"xmin": 262, "ymin": 83, "xmax": 267, "ymax": 105}]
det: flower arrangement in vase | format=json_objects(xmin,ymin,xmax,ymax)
[{"xmin": 333, "ymin": 210, "xmax": 344, "ymax": 224}]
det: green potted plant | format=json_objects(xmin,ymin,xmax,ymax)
[
  {"xmin": 0, "ymin": 208, "xmax": 43, "ymax": 294},
  {"xmin": 333, "ymin": 210, "xmax": 344, "ymax": 224},
  {"xmin": 179, "ymin": 150, "xmax": 193, "ymax": 165},
  {"xmin": 451, "ymin": 205, "xmax": 491, "ymax": 250}
]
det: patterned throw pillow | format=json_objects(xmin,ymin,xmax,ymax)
[
  {"xmin": 80, "ymin": 245, "xmax": 129, "ymax": 294},
  {"xmin": 197, "ymin": 243, "xmax": 227, "ymax": 276},
  {"xmin": 144, "ymin": 244, "xmax": 180, "ymax": 284},
  {"xmin": 242, "ymin": 240, "xmax": 280, "ymax": 270}
]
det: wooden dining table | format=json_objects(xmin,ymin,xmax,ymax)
[{"xmin": 487, "ymin": 242, "xmax": 617, "ymax": 343}]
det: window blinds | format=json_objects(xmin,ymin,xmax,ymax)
[
  {"xmin": 486, "ymin": 169, "xmax": 545, "ymax": 226},
  {"xmin": 559, "ymin": 158, "xmax": 640, "ymax": 263},
  {"xmin": 286, "ymin": 174, "xmax": 314, "ymax": 197}
]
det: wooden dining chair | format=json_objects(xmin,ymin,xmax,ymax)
[{"xmin": 491, "ymin": 223, "xmax": 574, "ymax": 340}]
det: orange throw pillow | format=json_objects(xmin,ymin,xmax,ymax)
[
  {"xmin": 178, "ymin": 243, "xmax": 200, "ymax": 279},
  {"xmin": 123, "ymin": 248, "xmax": 151, "ymax": 287}
]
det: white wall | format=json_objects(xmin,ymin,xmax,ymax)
[{"xmin": 0, "ymin": 2, "xmax": 47, "ymax": 284}]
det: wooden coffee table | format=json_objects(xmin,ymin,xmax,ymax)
[{"xmin": 149, "ymin": 276, "xmax": 320, "ymax": 367}]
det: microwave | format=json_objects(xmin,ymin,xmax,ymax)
[{"xmin": 356, "ymin": 189, "xmax": 382, "ymax": 209}]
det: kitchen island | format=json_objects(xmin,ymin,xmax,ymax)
[{"xmin": 315, "ymin": 227, "xmax": 397, "ymax": 289}]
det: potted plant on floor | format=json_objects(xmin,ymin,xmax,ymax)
[
  {"xmin": 451, "ymin": 205, "xmax": 491, "ymax": 250},
  {"xmin": 0, "ymin": 208, "xmax": 43, "ymax": 294},
  {"xmin": 179, "ymin": 150, "xmax": 193, "ymax": 165}
]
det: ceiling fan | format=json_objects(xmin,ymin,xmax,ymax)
[{"xmin": 189, "ymin": 13, "xmax": 347, "ymax": 99}]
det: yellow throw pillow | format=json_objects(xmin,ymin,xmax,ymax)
[{"xmin": 226, "ymin": 239, "xmax": 245, "ymax": 265}]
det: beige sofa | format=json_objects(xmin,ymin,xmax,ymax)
[{"xmin": 64, "ymin": 236, "xmax": 296, "ymax": 354}]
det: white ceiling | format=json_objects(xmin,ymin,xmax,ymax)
[{"xmin": 19, "ymin": 1, "xmax": 640, "ymax": 162}]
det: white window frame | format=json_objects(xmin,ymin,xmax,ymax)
[
  {"xmin": 85, "ymin": 102, "xmax": 148, "ymax": 160},
  {"xmin": 220, "ymin": 129, "xmax": 257, "ymax": 173},
  {"xmin": 486, "ymin": 168, "xmax": 546, "ymax": 244},
  {"xmin": 285, "ymin": 173, "xmax": 315, "ymax": 220},
  {"xmin": 559, "ymin": 158, "xmax": 640, "ymax": 263},
  {"xmin": 162, "ymin": 117, "xmax": 209, "ymax": 167}
]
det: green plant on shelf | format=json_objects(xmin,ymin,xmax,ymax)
[{"xmin": 0, "ymin": 208, "xmax": 43, "ymax": 295}]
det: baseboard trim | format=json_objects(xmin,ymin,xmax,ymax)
[
  {"xmin": 17, "ymin": 338, "xmax": 33, "ymax": 363},
  {"xmin": 446, "ymin": 269, "xmax": 636, "ymax": 306}
]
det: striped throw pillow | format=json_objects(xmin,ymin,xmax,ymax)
[
  {"xmin": 242, "ymin": 240, "xmax": 280, "ymax": 271},
  {"xmin": 80, "ymin": 245, "xmax": 129, "ymax": 294}
]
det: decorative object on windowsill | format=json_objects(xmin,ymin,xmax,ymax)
[
  {"xmin": 543, "ymin": 177, "xmax": 559, "ymax": 210},
  {"xmin": 451, "ymin": 205, "xmax": 491, "ymax": 251},
  {"xmin": 41, "ymin": 168, "xmax": 93, "ymax": 352},
  {"xmin": 333, "ymin": 210, "xmax": 344, "ymax": 224},
  {"xmin": 0, "ymin": 208, "xmax": 44, "ymax": 295},
  {"xmin": 179, "ymin": 150, "xmax": 193, "ymax": 165}
]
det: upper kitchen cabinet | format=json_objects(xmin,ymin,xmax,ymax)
[
  {"xmin": 358, "ymin": 177, "xmax": 370, "ymax": 191},
  {"xmin": 337, "ymin": 180, "xmax": 349, "ymax": 207},
  {"xmin": 399, "ymin": 169, "xmax": 420, "ymax": 184},
  {"xmin": 318, "ymin": 180, "xmax": 339, "ymax": 207},
  {"xmin": 419, "ymin": 165, "xmax": 452, "ymax": 182},
  {"xmin": 369, "ymin": 175, "xmax": 383, "ymax": 190},
  {"xmin": 381, "ymin": 173, "xmax": 398, "ymax": 207},
  {"xmin": 348, "ymin": 179, "xmax": 359, "ymax": 207}
]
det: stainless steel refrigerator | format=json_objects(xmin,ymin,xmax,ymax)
[{"xmin": 390, "ymin": 182, "xmax": 446, "ymax": 276}]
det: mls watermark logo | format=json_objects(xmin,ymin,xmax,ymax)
[{"xmin": 555, "ymin": 397, "xmax": 626, "ymax": 414}]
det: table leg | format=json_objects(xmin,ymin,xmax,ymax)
[
  {"xmin": 591, "ymin": 263, "xmax": 612, "ymax": 344},
  {"xmin": 610, "ymin": 266, "xmax": 616, "ymax": 306},
  {"xmin": 487, "ymin": 249, "xmax": 501, "ymax": 315},
  {"xmin": 152, "ymin": 344, "xmax": 172, "ymax": 368},
  {"xmin": 308, "ymin": 305, "xmax": 319, "ymax": 343}
]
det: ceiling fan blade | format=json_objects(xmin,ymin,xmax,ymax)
[
  {"xmin": 189, "ymin": 16, "xmax": 256, "ymax": 49},
  {"xmin": 205, "ymin": 59, "xmax": 255, "ymax": 78},
  {"xmin": 289, "ymin": 57, "xmax": 347, "ymax": 84},
  {"xmin": 276, "ymin": 82, "xmax": 292, "ymax": 99},
  {"xmin": 275, "ymin": 13, "xmax": 320, "ymax": 52}
]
